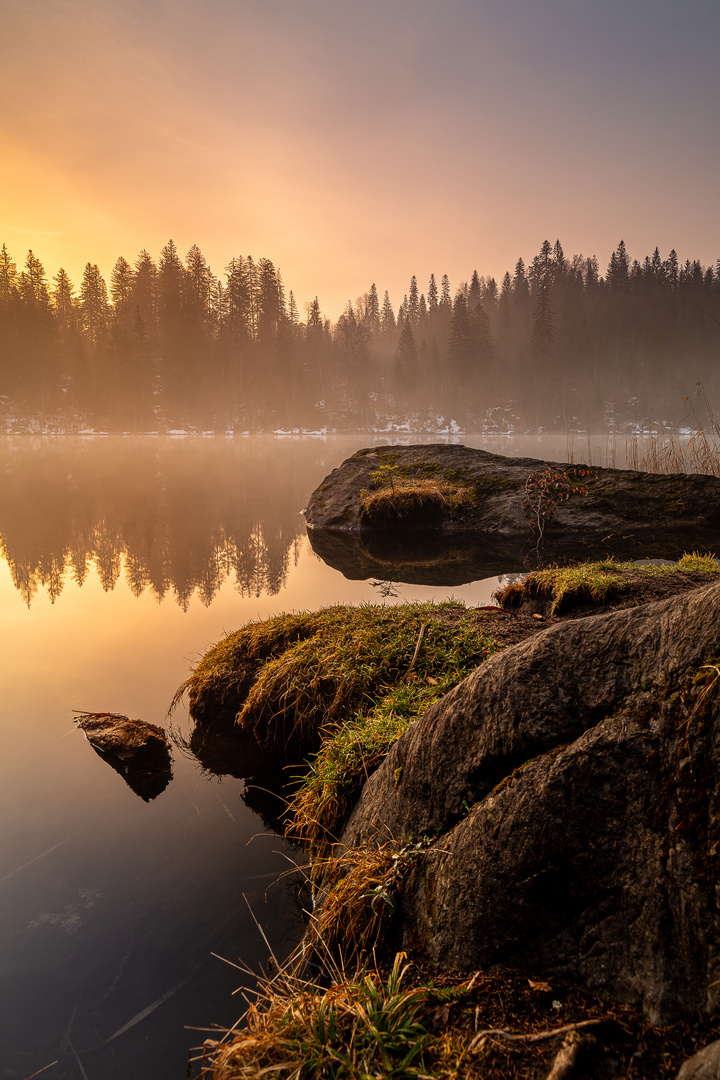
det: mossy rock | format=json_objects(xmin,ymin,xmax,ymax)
[{"xmin": 340, "ymin": 578, "xmax": 720, "ymax": 1024}]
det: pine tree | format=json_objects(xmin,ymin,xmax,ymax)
[
  {"xmin": 20, "ymin": 250, "xmax": 51, "ymax": 309},
  {"xmin": 224, "ymin": 257, "xmax": 253, "ymax": 342},
  {"xmin": 109, "ymin": 257, "xmax": 134, "ymax": 315},
  {"xmin": 257, "ymin": 257, "xmax": 282, "ymax": 345},
  {"xmin": 664, "ymin": 249, "xmax": 679, "ymax": 289},
  {"xmin": 132, "ymin": 250, "xmax": 157, "ymax": 331},
  {"xmin": 79, "ymin": 263, "xmax": 109, "ymax": 346},
  {"xmin": 468, "ymin": 270, "xmax": 482, "ymax": 311},
  {"xmin": 427, "ymin": 273, "xmax": 438, "ymax": 312},
  {"xmin": 407, "ymin": 275, "xmax": 419, "ymax": 324},
  {"xmin": 158, "ymin": 239, "xmax": 185, "ymax": 334},
  {"xmin": 0, "ymin": 244, "xmax": 18, "ymax": 303},
  {"xmin": 366, "ymin": 283, "xmax": 380, "ymax": 336},
  {"xmin": 52, "ymin": 268, "xmax": 76, "ymax": 338},
  {"xmin": 380, "ymin": 291, "xmax": 396, "ymax": 339},
  {"xmin": 184, "ymin": 244, "xmax": 212, "ymax": 324},
  {"xmin": 531, "ymin": 285, "xmax": 554, "ymax": 362},
  {"xmin": 447, "ymin": 292, "xmax": 474, "ymax": 384},
  {"xmin": 335, "ymin": 301, "xmax": 370, "ymax": 375},
  {"xmin": 529, "ymin": 240, "xmax": 554, "ymax": 293},
  {"xmin": 513, "ymin": 258, "xmax": 529, "ymax": 303},
  {"xmin": 482, "ymin": 277, "xmax": 498, "ymax": 314},
  {"xmin": 606, "ymin": 240, "xmax": 630, "ymax": 290},
  {"xmin": 394, "ymin": 317, "xmax": 418, "ymax": 390}
]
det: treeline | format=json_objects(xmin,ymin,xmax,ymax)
[{"xmin": 1, "ymin": 238, "xmax": 719, "ymax": 431}]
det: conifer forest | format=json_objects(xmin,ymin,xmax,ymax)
[{"xmin": 1, "ymin": 237, "xmax": 719, "ymax": 433}]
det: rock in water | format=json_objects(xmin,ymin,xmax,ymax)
[
  {"xmin": 339, "ymin": 579, "xmax": 720, "ymax": 1023},
  {"xmin": 304, "ymin": 444, "xmax": 720, "ymax": 579},
  {"xmin": 75, "ymin": 712, "xmax": 173, "ymax": 801}
]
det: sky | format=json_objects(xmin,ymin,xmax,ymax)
[{"xmin": 3, "ymin": 0, "xmax": 720, "ymax": 320}]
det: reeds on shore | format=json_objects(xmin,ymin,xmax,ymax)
[{"xmin": 568, "ymin": 383, "xmax": 720, "ymax": 476}]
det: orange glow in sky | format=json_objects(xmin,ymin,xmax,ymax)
[{"xmin": 3, "ymin": 0, "xmax": 719, "ymax": 319}]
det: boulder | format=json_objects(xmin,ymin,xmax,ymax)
[
  {"xmin": 339, "ymin": 580, "xmax": 720, "ymax": 1023},
  {"xmin": 304, "ymin": 445, "xmax": 720, "ymax": 578},
  {"xmin": 677, "ymin": 1040, "xmax": 720, "ymax": 1079}
]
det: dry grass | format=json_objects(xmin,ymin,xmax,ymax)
[
  {"xmin": 307, "ymin": 840, "xmax": 430, "ymax": 965},
  {"xmin": 359, "ymin": 477, "xmax": 474, "ymax": 527},
  {"xmin": 195, "ymin": 942, "xmax": 720, "ymax": 1080},
  {"xmin": 568, "ymin": 383, "xmax": 720, "ymax": 477}
]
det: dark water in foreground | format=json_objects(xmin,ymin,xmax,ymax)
[{"xmin": 1, "ymin": 433, "xmax": 543, "ymax": 1080}]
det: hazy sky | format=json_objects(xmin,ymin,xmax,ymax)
[{"xmin": 3, "ymin": 0, "xmax": 719, "ymax": 319}]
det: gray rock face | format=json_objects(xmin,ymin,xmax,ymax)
[
  {"xmin": 304, "ymin": 445, "xmax": 720, "ymax": 578},
  {"xmin": 677, "ymin": 1040, "xmax": 720, "ymax": 1079},
  {"xmin": 339, "ymin": 580, "xmax": 720, "ymax": 1023}
]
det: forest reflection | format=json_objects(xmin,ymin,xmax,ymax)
[{"xmin": 0, "ymin": 438, "xmax": 317, "ymax": 608}]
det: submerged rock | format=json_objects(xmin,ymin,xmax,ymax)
[
  {"xmin": 304, "ymin": 444, "xmax": 720, "ymax": 577},
  {"xmin": 339, "ymin": 579, "xmax": 720, "ymax": 1024},
  {"xmin": 75, "ymin": 712, "xmax": 173, "ymax": 801}
]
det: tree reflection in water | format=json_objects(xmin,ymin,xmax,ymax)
[{"xmin": 0, "ymin": 437, "xmax": 314, "ymax": 608}]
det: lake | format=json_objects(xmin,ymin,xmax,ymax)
[{"xmin": 2, "ymin": 431, "xmax": 573, "ymax": 1080}]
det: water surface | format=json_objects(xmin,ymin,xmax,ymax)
[{"xmin": 1, "ymin": 434, "xmax": 538, "ymax": 1079}]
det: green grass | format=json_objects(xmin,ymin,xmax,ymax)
[
  {"xmin": 286, "ymin": 612, "xmax": 501, "ymax": 849},
  {"xmin": 496, "ymin": 552, "xmax": 720, "ymax": 615}
]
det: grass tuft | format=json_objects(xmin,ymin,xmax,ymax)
[
  {"xmin": 676, "ymin": 551, "xmax": 720, "ymax": 573},
  {"xmin": 359, "ymin": 478, "xmax": 474, "ymax": 527},
  {"xmin": 308, "ymin": 840, "xmax": 430, "ymax": 964},
  {"xmin": 204, "ymin": 952, "xmax": 442, "ymax": 1080}
]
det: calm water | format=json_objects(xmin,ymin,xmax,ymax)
[{"xmin": 1, "ymin": 432, "xmax": 555, "ymax": 1080}]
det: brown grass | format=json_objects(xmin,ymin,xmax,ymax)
[
  {"xmin": 307, "ymin": 840, "xmax": 429, "ymax": 966},
  {"xmin": 359, "ymin": 478, "xmax": 474, "ymax": 527}
]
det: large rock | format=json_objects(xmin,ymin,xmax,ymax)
[
  {"xmin": 339, "ymin": 580, "xmax": 720, "ymax": 1023},
  {"xmin": 677, "ymin": 1040, "xmax": 720, "ymax": 1079},
  {"xmin": 304, "ymin": 445, "xmax": 720, "ymax": 578}
]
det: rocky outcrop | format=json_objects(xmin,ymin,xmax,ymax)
[
  {"xmin": 304, "ymin": 445, "xmax": 720, "ymax": 579},
  {"xmin": 75, "ymin": 712, "xmax": 173, "ymax": 801},
  {"xmin": 338, "ymin": 580, "xmax": 720, "ymax": 1024}
]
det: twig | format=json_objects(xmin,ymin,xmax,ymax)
[
  {"xmin": 467, "ymin": 1017, "xmax": 609, "ymax": 1054},
  {"xmin": 405, "ymin": 622, "xmax": 427, "ymax": 682},
  {"xmin": 243, "ymin": 893, "xmax": 281, "ymax": 970}
]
